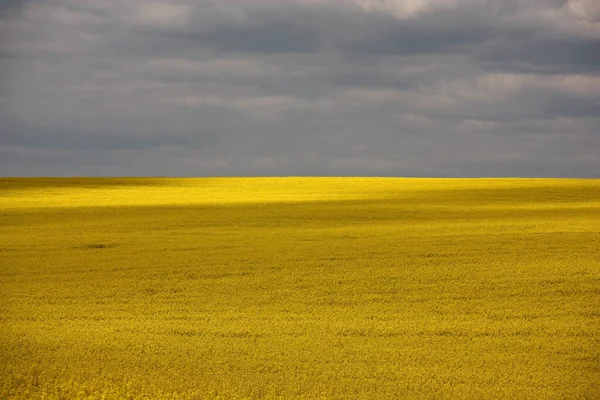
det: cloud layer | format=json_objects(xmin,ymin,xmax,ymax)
[{"xmin": 1, "ymin": 0, "xmax": 599, "ymax": 176}]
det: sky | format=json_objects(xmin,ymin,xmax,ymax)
[{"xmin": 1, "ymin": 0, "xmax": 599, "ymax": 177}]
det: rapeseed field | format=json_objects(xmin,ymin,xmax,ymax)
[{"xmin": 1, "ymin": 178, "xmax": 599, "ymax": 399}]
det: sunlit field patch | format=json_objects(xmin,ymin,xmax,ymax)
[{"xmin": 1, "ymin": 178, "xmax": 599, "ymax": 399}]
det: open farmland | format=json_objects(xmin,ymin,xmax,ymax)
[{"xmin": 1, "ymin": 177, "xmax": 599, "ymax": 399}]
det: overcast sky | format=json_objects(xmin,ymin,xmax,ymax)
[{"xmin": 1, "ymin": 0, "xmax": 599, "ymax": 177}]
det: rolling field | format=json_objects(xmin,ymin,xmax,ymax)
[{"xmin": 1, "ymin": 177, "xmax": 599, "ymax": 399}]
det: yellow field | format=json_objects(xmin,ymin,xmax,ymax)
[{"xmin": 1, "ymin": 178, "xmax": 599, "ymax": 399}]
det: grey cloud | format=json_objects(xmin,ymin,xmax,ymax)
[
  {"xmin": 1, "ymin": 0, "xmax": 599, "ymax": 177},
  {"xmin": 150, "ymin": 3, "xmax": 489, "ymax": 56},
  {"xmin": 202, "ymin": 18, "xmax": 322, "ymax": 54},
  {"xmin": 541, "ymin": 95, "xmax": 600, "ymax": 119},
  {"xmin": 0, "ymin": 0, "xmax": 29, "ymax": 16},
  {"xmin": 475, "ymin": 36, "xmax": 600, "ymax": 74},
  {"xmin": 142, "ymin": 3, "xmax": 336, "ymax": 55},
  {"xmin": 125, "ymin": 0, "xmax": 600, "ymax": 80},
  {"xmin": 1, "ymin": 116, "xmax": 222, "ymax": 150}
]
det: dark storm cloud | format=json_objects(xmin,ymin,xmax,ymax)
[
  {"xmin": 541, "ymin": 94, "xmax": 600, "ymax": 119},
  {"xmin": 147, "ymin": 2, "xmax": 497, "ymax": 56},
  {"xmin": 1, "ymin": 0, "xmax": 599, "ymax": 176},
  {"xmin": 0, "ymin": 115, "xmax": 223, "ymax": 150},
  {"xmin": 200, "ymin": 14, "xmax": 324, "ymax": 54},
  {"xmin": 145, "ymin": 0, "xmax": 599, "ymax": 73},
  {"xmin": 0, "ymin": 0, "xmax": 29, "ymax": 16},
  {"xmin": 474, "ymin": 36, "xmax": 600, "ymax": 74}
]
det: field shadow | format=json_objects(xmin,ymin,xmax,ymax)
[
  {"xmin": 0, "ymin": 178, "xmax": 175, "ymax": 193},
  {"xmin": 415, "ymin": 183, "xmax": 600, "ymax": 206},
  {"xmin": 12, "ymin": 190, "xmax": 597, "ymax": 233},
  {"xmin": 2, "ymin": 179, "xmax": 599, "ymax": 230},
  {"xmin": 3, "ymin": 178, "xmax": 598, "ymax": 206},
  {"xmin": 75, "ymin": 243, "xmax": 119, "ymax": 250}
]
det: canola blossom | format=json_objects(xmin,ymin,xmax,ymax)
[{"xmin": 1, "ymin": 178, "xmax": 599, "ymax": 399}]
